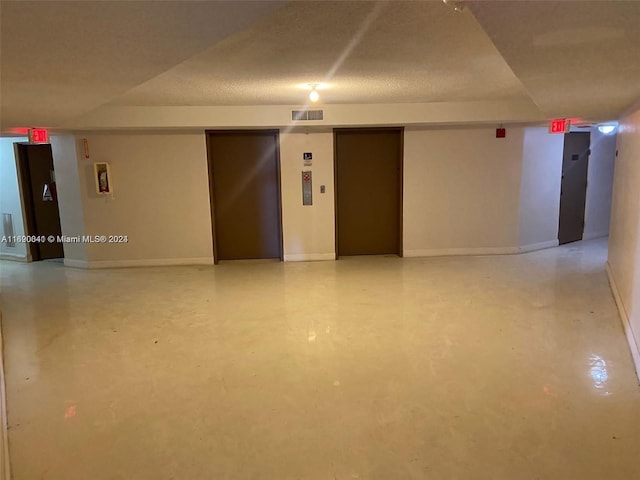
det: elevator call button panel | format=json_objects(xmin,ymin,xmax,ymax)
[{"xmin": 302, "ymin": 170, "xmax": 312, "ymax": 206}]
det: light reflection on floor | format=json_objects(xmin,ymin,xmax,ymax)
[
  {"xmin": 1, "ymin": 238, "xmax": 639, "ymax": 480},
  {"xmin": 589, "ymin": 354, "xmax": 611, "ymax": 395}
]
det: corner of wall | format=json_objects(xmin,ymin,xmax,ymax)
[
  {"xmin": 50, "ymin": 134, "xmax": 89, "ymax": 264},
  {"xmin": 583, "ymin": 127, "xmax": 616, "ymax": 240},
  {"xmin": 0, "ymin": 313, "xmax": 11, "ymax": 480},
  {"xmin": 517, "ymin": 126, "xmax": 563, "ymax": 250},
  {"xmin": 606, "ymin": 105, "xmax": 640, "ymax": 384},
  {"xmin": 606, "ymin": 262, "xmax": 640, "ymax": 384}
]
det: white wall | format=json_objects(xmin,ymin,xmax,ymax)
[
  {"xmin": 518, "ymin": 127, "xmax": 563, "ymax": 250},
  {"xmin": 280, "ymin": 132, "xmax": 335, "ymax": 261},
  {"xmin": 50, "ymin": 125, "xmax": 598, "ymax": 267},
  {"xmin": 584, "ymin": 128, "xmax": 617, "ymax": 240},
  {"xmin": 607, "ymin": 106, "xmax": 640, "ymax": 381},
  {"xmin": 50, "ymin": 135, "xmax": 88, "ymax": 264},
  {"xmin": 0, "ymin": 137, "xmax": 28, "ymax": 260},
  {"xmin": 75, "ymin": 131, "xmax": 337, "ymax": 266},
  {"xmin": 76, "ymin": 133, "xmax": 213, "ymax": 267},
  {"xmin": 403, "ymin": 127, "xmax": 524, "ymax": 256},
  {"xmin": 65, "ymin": 100, "xmax": 544, "ymax": 130}
]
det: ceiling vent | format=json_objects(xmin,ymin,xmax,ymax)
[{"xmin": 292, "ymin": 109, "xmax": 324, "ymax": 121}]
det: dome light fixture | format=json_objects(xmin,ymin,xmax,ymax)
[
  {"xmin": 309, "ymin": 85, "xmax": 320, "ymax": 103},
  {"xmin": 597, "ymin": 124, "xmax": 616, "ymax": 134},
  {"xmin": 297, "ymin": 83, "xmax": 329, "ymax": 103},
  {"xmin": 309, "ymin": 88, "xmax": 320, "ymax": 103}
]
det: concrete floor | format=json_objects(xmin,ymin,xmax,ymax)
[{"xmin": 0, "ymin": 238, "xmax": 639, "ymax": 480}]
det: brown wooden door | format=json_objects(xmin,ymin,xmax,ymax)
[
  {"xmin": 334, "ymin": 128, "xmax": 403, "ymax": 257},
  {"xmin": 206, "ymin": 130, "xmax": 283, "ymax": 261},
  {"xmin": 558, "ymin": 132, "xmax": 590, "ymax": 245},
  {"xmin": 16, "ymin": 143, "xmax": 64, "ymax": 260}
]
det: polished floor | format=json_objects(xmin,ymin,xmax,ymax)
[{"xmin": 0, "ymin": 238, "xmax": 639, "ymax": 480}]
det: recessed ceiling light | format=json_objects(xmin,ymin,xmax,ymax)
[
  {"xmin": 309, "ymin": 88, "xmax": 320, "ymax": 103},
  {"xmin": 597, "ymin": 125, "xmax": 616, "ymax": 134}
]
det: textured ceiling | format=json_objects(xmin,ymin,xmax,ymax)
[
  {"xmin": 469, "ymin": 0, "xmax": 640, "ymax": 120},
  {"xmin": 1, "ymin": 0, "xmax": 639, "ymax": 129},
  {"xmin": 110, "ymin": 1, "xmax": 530, "ymax": 106},
  {"xmin": 0, "ymin": 0, "xmax": 287, "ymax": 128}
]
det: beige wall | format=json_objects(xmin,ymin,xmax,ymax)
[
  {"xmin": 65, "ymin": 100, "xmax": 544, "ymax": 130},
  {"xmin": 52, "ymin": 124, "xmax": 605, "ymax": 267},
  {"xmin": 76, "ymin": 133, "xmax": 213, "ymax": 267},
  {"xmin": 584, "ymin": 128, "xmax": 617, "ymax": 240},
  {"xmin": 280, "ymin": 132, "xmax": 335, "ymax": 261},
  {"xmin": 518, "ymin": 127, "xmax": 563, "ymax": 249},
  {"xmin": 50, "ymin": 135, "xmax": 88, "ymax": 264},
  {"xmin": 403, "ymin": 127, "xmax": 524, "ymax": 256},
  {"xmin": 607, "ymin": 106, "xmax": 640, "ymax": 380}
]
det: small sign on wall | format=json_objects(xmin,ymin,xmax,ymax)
[
  {"xmin": 94, "ymin": 162, "xmax": 112, "ymax": 195},
  {"xmin": 549, "ymin": 118, "xmax": 571, "ymax": 134},
  {"xmin": 303, "ymin": 152, "xmax": 312, "ymax": 166},
  {"xmin": 28, "ymin": 128, "xmax": 49, "ymax": 143}
]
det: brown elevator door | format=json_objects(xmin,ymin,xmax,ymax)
[
  {"xmin": 207, "ymin": 131, "xmax": 282, "ymax": 261},
  {"xmin": 16, "ymin": 143, "xmax": 64, "ymax": 260},
  {"xmin": 335, "ymin": 128, "xmax": 403, "ymax": 256},
  {"xmin": 558, "ymin": 132, "xmax": 591, "ymax": 245}
]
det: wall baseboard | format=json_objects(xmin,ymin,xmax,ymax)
[
  {"xmin": 517, "ymin": 239, "xmax": 559, "ymax": 253},
  {"xmin": 404, "ymin": 240, "xmax": 560, "ymax": 258},
  {"xmin": 0, "ymin": 314, "xmax": 11, "ymax": 480},
  {"xmin": 284, "ymin": 253, "xmax": 335, "ymax": 262},
  {"xmin": 0, "ymin": 253, "xmax": 27, "ymax": 262},
  {"xmin": 583, "ymin": 230, "xmax": 609, "ymax": 241},
  {"xmin": 606, "ymin": 262, "xmax": 640, "ymax": 384},
  {"xmin": 404, "ymin": 245, "xmax": 520, "ymax": 258},
  {"xmin": 66, "ymin": 257, "xmax": 214, "ymax": 269},
  {"xmin": 63, "ymin": 258, "xmax": 88, "ymax": 268}
]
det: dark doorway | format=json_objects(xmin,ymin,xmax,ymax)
[
  {"xmin": 334, "ymin": 128, "xmax": 403, "ymax": 257},
  {"xmin": 15, "ymin": 143, "xmax": 64, "ymax": 260},
  {"xmin": 558, "ymin": 132, "xmax": 591, "ymax": 245},
  {"xmin": 206, "ymin": 130, "xmax": 283, "ymax": 263}
]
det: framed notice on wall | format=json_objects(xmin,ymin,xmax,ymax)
[{"xmin": 94, "ymin": 162, "xmax": 112, "ymax": 194}]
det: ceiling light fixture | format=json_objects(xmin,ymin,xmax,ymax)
[
  {"xmin": 597, "ymin": 124, "xmax": 616, "ymax": 134},
  {"xmin": 297, "ymin": 83, "xmax": 329, "ymax": 103},
  {"xmin": 442, "ymin": 0, "xmax": 465, "ymax": 12},
  {"xmin": 309, "ymin": 85, "xmax": 320, "ymax": 103}
]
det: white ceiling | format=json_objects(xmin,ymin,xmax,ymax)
[
  {"xmin": 0, "ymin": 0, "xmax": 287, "ymax": 128},
  {"xmin": 110, "ymin": 1, "xmax": 530, "ymax": 106},
  {"xmin": 469, "ymin": 0, "xmax": 640, "ymax": 120},
  {"xmin": 1, "ymin": 0, "xmax": 638, "ymax": 130}
]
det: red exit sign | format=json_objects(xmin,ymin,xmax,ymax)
[
  {"xmin": 549, "ymin": 119, "xmax": 570, "ymax": 134},
  {"xmin": 28, "ymin": 128, "xmax": 49, "ymax": 143}
]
